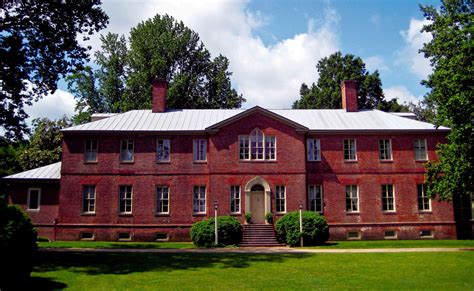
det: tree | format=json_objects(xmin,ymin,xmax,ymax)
[
  {"xmin": 292, "ymin": 52, "xmax": 407, "ymax": 111},
  {"xmin": 19, "ymin": 117, "xmax": 70, "ymax": 170},
  {"xmin": 421, "ymin": 1, "xmax": 473, "ymax": 201},
  {"xmin": 125, "ymin": 14, "xmax": 244, "ymax": 110},
  {"xmin": 0, "ymin": 137, "xmax": 25, "ymax": 177},
  {"xmin": 0, "ymin": 0, "xmax": 108, "ymax": 140}
]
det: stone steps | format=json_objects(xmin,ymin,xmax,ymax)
[{"xmin": 240, "ymin": 224, "xmax": 285, "ymax": 247}]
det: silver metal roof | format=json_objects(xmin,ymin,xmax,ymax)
[
  {"xmin": 62, "ymin": 108, "xmax": 449, "ymax": 132},
  {"xmin": 3, "ymin": 162, "xmax": 61, "ymax": 180}
]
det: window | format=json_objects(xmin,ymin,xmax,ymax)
[
  {"xmin": 156, "ymin": 186, "xmax": 169, "ymax": 214},
  {"xmin": 193, "ymin": 186, "xmax": 206, "ymax": 214},
  {"xmin": 80, "ymin": 232, "xmax": 94, "ymax": 240},
  {"xmin": 239, "ymin": 129, "xmax": 276, "ymax": 161},
  {"xmin": 239, "ymin": 136, "xmax": 250, "ymax": 160},
  {"xmin": 347, "ymin": 231, "xmax": 361, "ymax": 240},
  {"xmin": 307, "ymin": 139, "xmax": 321, "ymax": 161},
  {"xmin": 417, "ymin": 184, "xmax": 431, "ymax": 211},
  {"xmin": 414, "ymin": 138, "xmax": 427, "ymax": 161},
  {"xmin": 27, "ymin": 188, "xmax": 41, "ymax": 210},
  {"xmin": 276, "ymin": 185, "xmax": 286, "ymax": 213},
  {"xmin": 420, "ymin": 230, "xmax": 434, "ymax": 238},
  {"xmin": 155, "ymin": 233, "xmax": 169, "ymax": 241},
  {"xmin": 156, "ymin": 139, "xmax": 170, "ymax": 162},
  {"xmin": 343, "ymin": 139, "xmax": 357, "ymax": 160},
  {"xmin": 230, "ymin": 186, "xmax": 241, "ymax": 213},
  {"xmin": 345, "ymin": 185, "xmax": 359, "ymax": 212},
  {"xmin": 381, "ymin": 184, "xmax": 395, "ymax": 212},
  {"xmin": 384, "ymin": 230, "xmax": 397, "ymax": 239},
  {"xmin": 119, "ymin": 186, "xmax": 133, "ymax": 214},
  {"xmin": 118, "ymin": 232, "xmax": 131, "ymax": 241},
  {"xmin": 308, "ymin": 185, "xmax": 323, "ymax": 213},
  {"xmin": 265, "ymin": 136, "xmax": 276, "ymax": 160},
  {"xmin": 379, "ymin": 139, "xmax": 392, "ymax": 160},
  {"xmin": 82, "ymin": 185, "xmax": 96, "ymax": 213},
  {"xmin": 120, "ymin": 139, "xmax": 134, "ymax": 162},
  {"xmin": 193, "ymin": 139, "xmax": 207, "ymax": 162},
  {"xmin": 84, "ymin": 139, "xmax": 98, "ymax": 162}
]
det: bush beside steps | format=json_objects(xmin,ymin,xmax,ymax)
[
  {"xmin": 190, "ymin": 216, "xmax": 242, "ymax": 247},
  {"xmin": 275, "ymin": 211, "xmax": 329, "ymax": 247}
]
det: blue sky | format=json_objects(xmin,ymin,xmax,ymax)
[{"xmin": 27, "ymin": 0, "xmax": 439, "ymax": 122}]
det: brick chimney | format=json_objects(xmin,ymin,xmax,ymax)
[
  {"xmin": 152, "ymin": 79, "xmax": 167, "ymax": 113},
  {"xmin": 341, "ymin": 80, "xmax": 358, "ymax": 112}
]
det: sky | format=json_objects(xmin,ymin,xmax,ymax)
[{"xmin": 25, "ymin": 0, "xmax": 439, "ymax": 123}]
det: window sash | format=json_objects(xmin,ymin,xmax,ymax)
[
  {"xmin": 120, "ymin": 139, "xmax": 134, "ymax": 162},
  {"xmin": 414, "ymin": 139, "xmax": 427, "ymax": 161},
  {"xmin": 345, "ymin": 185, "xmax": 359, "ymax": 212},
  {"xmin": 27, "ymin": 188, "xmax": 40, "ymax": 210},
  {"xmin": 264, "ymin": 136, "xmax": 276, "ymax": 160},
  {"xmin": 417, "ymin": 184, "xmax": 431, "ymax": 211},
  {"xmin": 276, "ymin": 185, "xmax": 286, "ymax": 213},
  {"xmin": 344, "ymin": 139, "xmax": 356, "ymax": 160},
  {"xmin": 156, "ymin": 186, "xmax": 170, "ymax": 214},
  {"xmin": 250, "ymin": 129, "xmax": 264, "ymax": 160},
  {"xmin": 381, "ymin": 184, "xmax": 395, "ymax": 211},
  {"xmin": 85, "ymin": 140, "xmax": 98, "ymax": 162},
  {"xmin": 379, "ymin": 139, "xmax": 392, "ymax": 160},
  {"xmin": 119, "ymin": 186, "xmax": 133, "ymax": 214},
  {"xmin": 230, "ymin": 186, "xmax": 241, "ymax": 213},
  {"xmin": 307, "ymin": 139, "xmax": 321, "ymax": 161},
  {"xmin": 157, "ymin": 139, "xmax": 170, "ymax": 162},
  {"xmin": 83, "ymin": 185, "xmax": 96, "ymax": 213},
  {"xmin": 193, "ymin": 186, "xmax": 206, "ymax": 213},
  {"xmin": 193, "ymin": 140, "xmax": 207, "ymax": 161},
  {"xmin": 239, "ymin": 136, "xmax": 250, "ymax": 160},
  {"xmin": 308, "ymin": 185, "xmax": 323, "ymax": 213}
]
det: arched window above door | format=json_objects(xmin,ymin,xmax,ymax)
[{"xmin": 251, "ymin": 184, "xmax": 265, "ymax": 192}]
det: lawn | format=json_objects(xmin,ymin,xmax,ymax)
[{"xmin": 29, "ymin": 251, "xmax": 474, "ymax": 290}]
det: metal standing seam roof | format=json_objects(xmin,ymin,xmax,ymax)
[
  {"xmin": 3, "ymin": 162, "xmax": 61, "ymax": 180},
  {"xmin": 61, "ymin": 108, "xmax": 450, "ymax": 132}
]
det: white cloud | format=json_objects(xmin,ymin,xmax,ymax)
[
  {"xmin": 81, "ymin": 0, "xmax": 340, "ymax": 108},
  {"xmin": 397, "ymin": 18, "xmax": 432, "ymax": 79},
  {"xmin": 384, "ymin": 86, "xmax": 420, "ymax": 104},
  {"xmin": 365, "ymin": 55, "xmax": 390, "ymax": 73},
  {"xmin": 25, "ymin": 89, "xmax": 76, "ymax": 123}
]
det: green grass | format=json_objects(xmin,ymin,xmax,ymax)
[
  {"xmin": 29, "ymin": 251, "xmax": 474, "ymax": 290},
  {"xmin": 38, "ymin": 241, "xmax": 195, "ymax": 249},
  {"xmin": 304, "ymin": 239, "xmax": 474, "ymax": 249}
]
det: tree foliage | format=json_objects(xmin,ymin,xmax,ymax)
[
  {"xmin": 0, "ymin": 138, "xmax": 25, "ymax": 177},
  {"xmin": 19, "ymin": 117, "xmax": 70, "ymax": 170},
  {"xmin": 0, "ymin": 0, "xmax": 108, "ymax": 140},
  {"xmin": 293, "ymin": 52, "xmax": 408, "ymax": 112},
  {"xmin": 275, "ymin": 211, "xmax": 329, "ymax": 247},
  {"xmin": 421, "ymin": 1, "xmax": 473, "ymax": 201}
]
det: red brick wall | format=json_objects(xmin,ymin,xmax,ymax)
[{"xmin": 56, "ymin": 111, "xmax": 455, "ymax": 241}]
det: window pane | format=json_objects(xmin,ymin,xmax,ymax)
[{"xmin": 28, "ymin": 189, "xmax": 40, "ymax": 210}]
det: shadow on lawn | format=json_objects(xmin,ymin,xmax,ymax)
[
  {"xmin": 35, "ymin": 251, "xmax": 310, "ymax": 276},
  {"xmin": 25, "ymin": 276, "xmax": 68, "ymax": 290}
]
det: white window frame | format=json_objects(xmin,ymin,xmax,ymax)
[
  {"xmin": 156, "ymin": 139, "xmax": 171, "ymax": 163},
  {"xmin": 156, "ymin": 186, "xmax": 170, "ymax": 215},
  {"xmin": 250, "ymin": 128, "xmax": 265, "ymax": 160},
  {"xmin": 27, "ymin": 188, "xmax": 41, "ymax": 211},
  {"xmin": 379, "ymin": 139, "xmax": 392, "ymax": 161},
  {"xmin": 264, "ymin": 136, "xmax": 276, "ymax": 160},
  {"xmin": 307, "ymin": 139, "xmax": 321, "ymax": 161},
  {"xmin": 119, "ymin": 185, "xmax": 133, "ymax": 214},
  {"xmin": 193, "ymin": 186, "xmax": 206, "ymax": 214},
  {"xmin": 276, "ymin": 185, "xmax": 286, "ymax": 213},
  {"xmin": 381, "ymin": 184, "xmax": 396, "ymax": 212},
  {"xmin": 120, "ymin": 139, "xmax": 134, "ymax": 162},
  {"xmin": 308, "ymin": 185, "xmax": 323, "ymax": 213},
  {"xmin": 343, "ymin": 139, "xmax": 357, "ymax": 161},
  {"xmin": 239, "ymin": 135, "xmax": 250, "ymax": 160},
  {"xmin": 239, "ymin": 129, "xmax": 277, "ymax": 161},
  {"xmin": 345, "ymin": 185, "xmax": 359, "ymax": 213},
  {"xmin": 417, "ymin": 184, "xmax": 432, "ymax": 212},
  {"xmin": 82, "ymin": 185, "xmax": 96, "ymax": 214},
  {"xmin": 84, "ymin": 139, "xmax": 98, "ymax": 162},
  {"xmin": 414, "ymin": 138, "xmax": 428, "ymax": 161},
  {"xmin": 230, "ymin": 185, "xmax": 241, "ymax": 214},
  {"xmin": 193, "ymin": 139, "xmax": 207, "ymax": 162}
]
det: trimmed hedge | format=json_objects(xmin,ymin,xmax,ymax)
[
  {"xmin": 190, "ymin": 216, "xmax": 242, "ymax": 247},
  {"xmin": 0, "ymin": 198, "xmax": 37, "ymax": 288},
  {"xmin": 275, "ymin": 211, "xmax": 329, "ymax": 246}
]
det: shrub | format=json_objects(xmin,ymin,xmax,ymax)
[
  {"xmin": 37, "ymin": 236, "xmax": 50, "ymax": 242},
  {"xmin": 265, "ymin": 212, "xmax": 273, "ymax": 223},
  {"xmin": 275, "ymin": 211, "xmax": 329, "ymax": 247},
  {"xmin": 245, "ymin": 212, "xmax": 251, "ymax": 223},
  {"xmin": 190, "ymin": 216, "xmax": 242, "ymax": 247},
  {"xmin": 0, "ymin": 198, "xmax": 37, "ymax": 288}
]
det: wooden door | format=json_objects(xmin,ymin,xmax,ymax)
[{"xmin": 250, "ymin": 191, "xmax": 265, "ymax": 223}]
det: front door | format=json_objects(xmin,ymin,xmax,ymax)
[{"xmin": 250, "ymin": 191, "xmax": 265, "ymax": 223}]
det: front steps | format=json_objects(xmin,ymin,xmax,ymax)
[{"xmin": 240, "ymin": 224, "xmax": 285, "ymax": 247}]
